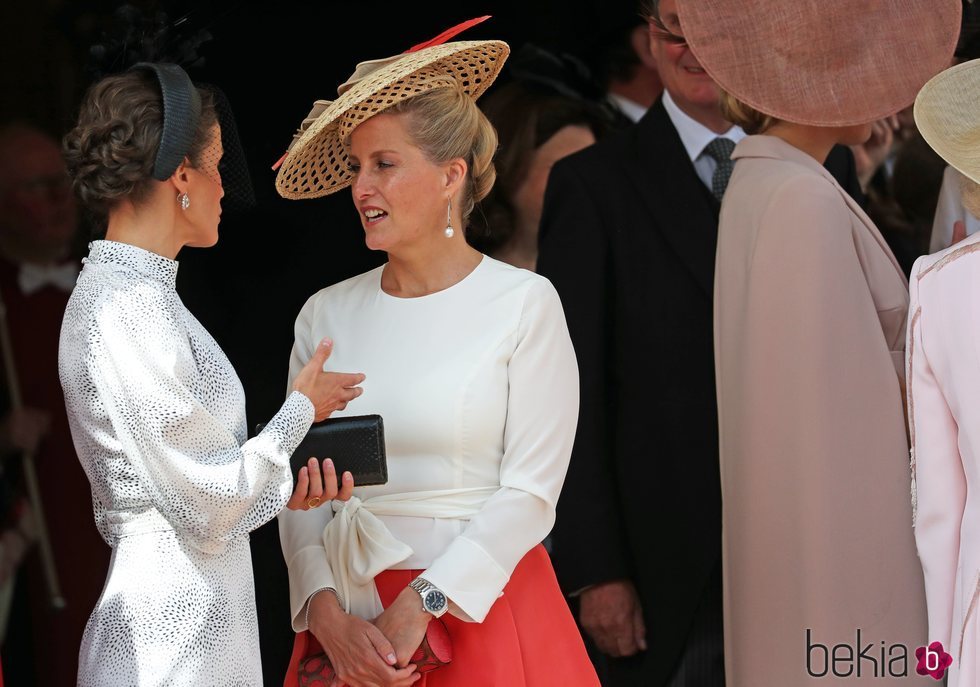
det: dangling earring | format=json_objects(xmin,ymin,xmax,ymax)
[
  {"xmin": 179, "ymin": 192, "xmax": 190, "ymax": 211},
  {"xmin": 444, "ymin": 198, "xmax": 454, "ymax": 238}
]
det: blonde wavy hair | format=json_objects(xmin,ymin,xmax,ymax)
[
  {"xmin": 719, "ymin": 90, "xmax": 778, "ymax": 135},
  {"xmin": 385, "ymin": 80, "xmax": 498, "ymax": 226}
]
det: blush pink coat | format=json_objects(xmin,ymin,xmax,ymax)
[
  {"xmin": 715, "ymin": 135, "xmax": 930, "ymax": 685},
  {"xmin": 908, "ymin": 230, "xmax": 980, "ymax": 686}
]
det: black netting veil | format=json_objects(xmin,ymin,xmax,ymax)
[{"xmin": 87, "ymin": 5, "xmax": 255, "ymax": 211}]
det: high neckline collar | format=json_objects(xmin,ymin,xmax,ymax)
[
  {"xmin": 85, "ymin": 240, "xmax": 179, "ymax": 289},
  {"xmin": 731, "ymin": 135, "xmax": 838, "ymax": 183}
]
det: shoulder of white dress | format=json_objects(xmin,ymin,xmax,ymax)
[
  {"xmin": 523, "ymin": 271, "xmax": 559, "ymax": 298},
  {"xmin": 305, "ymin": 265, "xmax": 384, "ymax": 304},
  {"xmin": 483, "ymin": 258, "xmax": 558, "ymax": 300},
  {"xmin": 481, "ymin": 255, "xmax": 544, "ymax": 282}
]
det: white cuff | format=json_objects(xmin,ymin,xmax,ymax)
[
  {"xmin": 286, "ymin": 544, "xmax": 337, "ymax": 631},
  {"xmin": 422, "ymin": 536, "xmax": 509, "ymax": 623}
]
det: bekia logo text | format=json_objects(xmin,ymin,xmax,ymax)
[{"xmin": 805, "ymin": 629, "xmax": 950, "ymax": 679}]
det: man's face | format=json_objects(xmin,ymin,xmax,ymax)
[
  {"xmin": 649, "ymin": 0, "xmax": 722, "ymax": 114},
  {"xmin": 0, "ymin": 131, "xmax": 77, "ymax": 252}
]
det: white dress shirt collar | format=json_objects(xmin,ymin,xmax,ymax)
[
  {"xmin": 17, "ymin": 261, "xmax": 79, "ymax": 295},
  {"xmin": 607, "ymin": 93, "xmax": 648, "ymax": 123},
  {"xmin": 661, "ymin": 90, "xmax": 745, "ymax": 161}
]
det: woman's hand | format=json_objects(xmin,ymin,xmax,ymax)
[
  {"xmin": 292, "ymin": 338, "xmax": 366, "ymax": 422},
  {"xmin": 286, "ymin": 458, "xmax": 355, "ymax": 511},
  {"xmin": 952, "ymin": 219, "xmax": 967, "ymax": 247},
  {"xmin": 851, "ymin": 114, "xmax": 898, "ymax": 193},
  {"xmin": 372, "ymin": 587, "xmax": 433, "ymax": 668},
  {"xmin": 307, "ymin": 591, "xmax": 421, "ymax": 687}
]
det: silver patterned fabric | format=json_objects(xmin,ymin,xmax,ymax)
[{"xmin": 59, "ymin": 240, "xmax": 314, "ymax": 686}]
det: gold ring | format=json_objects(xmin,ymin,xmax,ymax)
[{"xmin": 307, "ymin": 496, "xmax": 322, "ymax": 509}]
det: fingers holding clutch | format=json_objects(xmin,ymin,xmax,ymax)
[
  {"xmin": 285, "ymin": 458, "xmax": 355, "ymax": 510},
  {"xmin": 321, "ymin": 459, "xmax": 355, "ymax": 502},
  {"xmin": 336, "ymin": 469, "xmax": 354, "ymax": 502}
]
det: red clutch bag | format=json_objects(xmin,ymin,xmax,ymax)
[{"xmin": 297, "ymin": 618, "xmax": 452, "ymax": 686}]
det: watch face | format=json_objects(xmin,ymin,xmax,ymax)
[{"xmin": 424, "ymin": 589, "xmax": 447, "ymax": 612}]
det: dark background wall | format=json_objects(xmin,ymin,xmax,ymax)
[
  {"xmin": 1, "ymin": 0, "xmax": 642, "ymax": 420},
  {"xmin": 1, "ymin": 0, "xmax": 641, "ymax": 682}
]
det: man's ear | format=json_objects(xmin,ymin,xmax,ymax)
[
  {"xmin": 169, "ymin": 156, "xmax": 192, "ymax": 195},
  {"xmin": 634, "ymin": 24, "xmax": 658, "ymax": 70}
]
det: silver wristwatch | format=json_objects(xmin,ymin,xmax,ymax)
[{"xmin": 408, "ymin": 576, "xmax": 448, "ymax": 618}]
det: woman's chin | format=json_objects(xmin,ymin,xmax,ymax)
[
  {"xmin": 363, "ymin": 230, "xmax": 390, "ymax": 252},
  {"xmin": 186, "ymin": 234, "xmax": 220, "ymax": 249}
]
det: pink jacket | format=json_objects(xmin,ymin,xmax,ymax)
[{"xmin": 909, "ymin": 231, "xmax": 980, "ymax": 683}]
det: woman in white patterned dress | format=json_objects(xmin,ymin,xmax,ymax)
[{"xmin": 58, "ymin": 65, "xmax": 363, "ymax": 686}]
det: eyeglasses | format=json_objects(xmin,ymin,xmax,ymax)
[{"xmin": 650, "ymin": 17, "xmax": 687, "ymax": 46}]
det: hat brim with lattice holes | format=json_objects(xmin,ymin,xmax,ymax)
[{"xmin": 275, "ymin": 39, "xmax": 509, "ymax": 200}]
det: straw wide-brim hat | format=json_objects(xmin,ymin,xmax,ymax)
[
  {"xmin": 275, "ymin": 39, "xmax": 509, "ymax": 199},
  {"xmin": 674, "ymin": 0, "xmax": 961, "ymax": 127},
  {"xmin": 915, "ymin": 59, "xmax": 980, "ymax": 185}
]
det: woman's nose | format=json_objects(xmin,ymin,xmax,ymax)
[{"xmin": 351, "ymin": 172, "xmax": 372, "ymax": 199}]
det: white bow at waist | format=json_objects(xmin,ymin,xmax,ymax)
[{"xmin": 323, "ymin": 486, "xmax": 498, "ymax": 619}]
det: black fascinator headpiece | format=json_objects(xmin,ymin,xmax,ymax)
[
  {"xmin": 87, "ymin": 5, "xmax": 255, "ymax": 210},
  {"xmin": 130, "ymin": 62, "xmax": 201, "ymax": 181}
]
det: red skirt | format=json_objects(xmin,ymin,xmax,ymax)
[{"xmin": 284, "ymin": 544, "xmax": 599, "ymax": 687}]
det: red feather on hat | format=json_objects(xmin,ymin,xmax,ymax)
[{"xmin": 406, "ymin": 16, "xmax": 491, "ymax": 53}]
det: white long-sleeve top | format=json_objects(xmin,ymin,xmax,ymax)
[
  {"xmin": 279, "ymin": 256, "xmax": 578, "ymax": 627},
  {"xmin": 59, "ymin": 240, "xmax": 314, "ymax": 686}
]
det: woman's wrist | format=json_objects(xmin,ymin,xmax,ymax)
[
  {"xmin": 308, "ymin": 587, "xmax": 346, "ymax": 635},
  {"xmin": 305, "ymin": 587, "xmax": 342, "ymax": 630},
  {"xmin": 396, "ymin": 586, "xmax": 434, "ymax": 628}
]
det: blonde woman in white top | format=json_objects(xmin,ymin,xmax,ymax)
[{"xmin": 276, "ymin": 30, "xmax": 599, "ymax": 687}]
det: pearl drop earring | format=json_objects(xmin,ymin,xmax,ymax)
[{"xmin": 444, "ymin": 198, "xmax": 454, "ymax": 238}]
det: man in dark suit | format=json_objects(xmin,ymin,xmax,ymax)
[{"xmin": 537, "ymin": 1, "xmax": 863, "ymax": 685}]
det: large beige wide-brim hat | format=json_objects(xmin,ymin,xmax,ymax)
[
  {"xmin": 915, "ymin": 59, "xmax": 980, "ymax": 185},
  {"xmin": 674, "ymin": 0, "xmax": 961, "ymax": 127},
  {"xmin": 275, "ymin": 37, "xmax": 508, "ymax": 199}
]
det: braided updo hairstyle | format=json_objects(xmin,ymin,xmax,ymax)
[
  {"xmin": 385, "ymin": 80, "xmax": 497, "ymax": 231},
  {"xmin": 63, "ymin": 69, "xmax": 217, "ymax": 227}
]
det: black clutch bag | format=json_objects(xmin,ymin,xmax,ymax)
[{"xmin": 255, "ymin": 414, "xmax": 388, "ymax": 488}]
